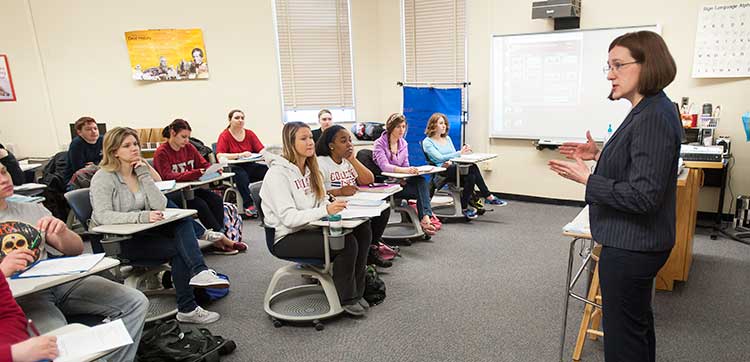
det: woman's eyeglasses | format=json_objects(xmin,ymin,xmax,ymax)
[{"xmin": 602, "ymin": 61, "xmax": 639, "ymax": 74}]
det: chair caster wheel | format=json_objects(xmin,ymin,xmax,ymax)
[
  {"xmin": 271, "ymin": 318, "xmax": 283, "ymax": 328},
  {"xmin": 423, "ymin": 234, "xmax": 431, "ymax": 241},
  {"xmin": 313, "ymin": 320, "xmax": 324, "ymax": 331},
  {"xmin": 710, "ymin": 234, "xmax": 718, "ymax": 240}
]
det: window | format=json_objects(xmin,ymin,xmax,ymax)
[
  {"xmin": 274, "ymin": 0, "xmax": 355, "ymax": 123},
  {"xmin": 402, "ymin": 0, "xmax": 466, "ymax": 83}
]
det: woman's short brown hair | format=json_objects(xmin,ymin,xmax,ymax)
[
  {"xmin": 424, "ymin": 112, "xmax": 449, "ymax": 137},
  {"xmin": 385, "ymin": 113, "xmax": 406, "ymax": 136},
  {"xmin": 609, "ymin": 31, "xmax": 676, "ymax": 96}
]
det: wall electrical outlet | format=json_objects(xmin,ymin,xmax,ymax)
[{"xmin": 480, "ymin": 161, "xmax": 493, "ymax": 172}]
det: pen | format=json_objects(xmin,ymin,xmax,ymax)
[{"xmin": 27, "ymin": 319, "xmax": 41, "ymax": 337}]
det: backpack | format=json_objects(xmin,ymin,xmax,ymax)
[
  {"xmin": 350, "ymin": 122, "xmax": 385, "ymax": 141},
  {"xmin": 67, "ymin": 164, "xmax": 100, "ymax": 190},
  {"xmin": 363, "ymin": 265, "xmax": 386, "ymax": 306},
  {"xmin": 355, "ymin": 149, "xmax": 385, "ymax": 182},
  {"xmin": 40, "ymin": 151, "xmax": 70, "ymax": 220},
  {"xmin": 189, "ymin": 137, "xmax": 214, "ymax": 164},
  {"xmin": 137, "ymin": 319, "xmax": 236, "ymax": 362},
  {"xmin": 222, "ymin": 202, "xmax": 242, "ymax": 242}
]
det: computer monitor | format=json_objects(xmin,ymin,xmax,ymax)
[{"xmin": 69, "ymin": 123, "xmax": 107, "ymax": 140}]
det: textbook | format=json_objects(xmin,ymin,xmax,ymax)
[{"xmin": 357, "ymin": 183, "xmax": 400, "ymax": 193}]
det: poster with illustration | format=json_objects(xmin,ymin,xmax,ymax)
[
  {"xmin": 125, "ymin": 29, "xmax": 209, "ymax": 81},
  {"xmin": 0, "ymin": 55, "xmax": 16, "ymax": 102}
]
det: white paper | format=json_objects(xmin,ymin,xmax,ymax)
[
  {"xmin": 340, "ymin": 206, "xmax": 385, "ymax": 219},
  {"xmin": 346, "ymin": 199, "xmax": 386, "ymax": 207},
  {"xmin": 457, "ymin": 153, "xmax": 496, "ymax": 161},
  {"xmin": 692, "ymin": 3, "xmax": 750, "ymax": 78},
  {"xmin": 13, "ymin": 183, "xmax": 46, "ymax": 191},
  {"xmin": 240, "ymin": 153, "xmax": 263, "ymax": 160},
  {"xmin": 416, "ymin": 165, "xmax": 435, "ymax": 172},
  {"xmin": 203, "ymin": 163, "xmax": 223, "ymax": 175},
  {"xmin": 563, "ymin": 206, "xmax": 591, "ymax": 235},
  {"xmin": 55, "ymin": 319, "xmax": 134, "ymax": 362},
  {"xmin": 18, "ymin": 253, "xmax": 105, "ymax": 278},
  {"xmin": 161, "ymin": 210, "xmax": 181, "ymax": 220},
  {"xmin": 343, "ymin": 192, "xmax": 391, "ymax": 202},
  {"xmin": 154, "ymin": 180, "xmax": 176, "ymax": 191}
]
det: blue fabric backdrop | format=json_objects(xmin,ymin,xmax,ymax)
[{"xmin": 402, "ymin": 87, "xmax": 463, "ymax": 166}]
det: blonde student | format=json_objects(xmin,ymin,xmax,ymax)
[{"xmin": 260, "ymin": 122, "xmax": 372, "ymax": 316}]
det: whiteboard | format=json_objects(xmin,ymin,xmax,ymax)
[{"xmin": 490, "ymin": 25, "xmax": 660, "ymax": 141}]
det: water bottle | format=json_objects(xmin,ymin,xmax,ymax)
[
  {"xmin": 604, "ymin": 124, "xmax": 613, "ymax": 144},
  {"xmin": 328, "ymin": 214, "xmax": 343, "ymax": 237}
]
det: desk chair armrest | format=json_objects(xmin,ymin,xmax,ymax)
[{"xmin": 99, "ymin": 235, "xmax": 132, "ymax": 257}]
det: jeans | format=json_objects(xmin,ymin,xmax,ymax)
[
  {"xmin": 273, "ymin": 221, "xmax": 372, "ymax": 305},
  {"xmin": 445, "ymin": 164, "xmax": 491, "ymax": 209},
  {"xmin": 168, "ymin": 188, "xmax": 225, "ymax": 232},
  {"xmin": 230, "ymin": 163, "xmax": 268, "ymax": 209},
  {"xmin": 398, "ymin": 176, "xmax": 433, "ymax": 219},
  {"xmin": 17, "ymin": 275, "xmax": 149, "ymax": 362},
  {"xmin": 599, "ymin": 246, "xmax": 671, "ymax": 362},
  {"xmin": 120, "ymin": 217, "xmax": 209, "ymax": 313}
]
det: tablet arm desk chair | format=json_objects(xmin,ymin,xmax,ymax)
[
  {"xmin": 355, "ymin": 149, "xmax": 426, "ymax": 242},
  {"xmin": 64, "ymin": 188, "xmax": 177, "ymax": 322},
  {"xmin": 420, "ymin": 141, "xmax": 469, "ymax": 221},
  {"xmin": 249, "ymin": 181, "xmax": 345, "ymax": 330}
]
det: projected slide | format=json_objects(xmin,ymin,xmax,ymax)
[{"xmin": 491, "ymin": 26, "xmax": 658, "ymax": 141}]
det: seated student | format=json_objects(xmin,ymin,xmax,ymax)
[
  {"xmin": 65, "ymin": 116, "xmax": 103, "ymax": 183},
  {"xmin": 311, "ymin": 109, "xmax": 334, "ymax": 143},
  {"xmin": 0, "ymin": 144, "xmax": 23, "ymax": 186},
  {"xmin": 422, "ymin": 113, "xmax": 506, "ymax": 218},
  {"xmin": 153, "ymin": 119, "xmax": 247, "ymax": 253},
  {"xmin": 216, "ymin": 109, "xmax": 268, "ymax": 217},
  {"xmin": 90, "ymin": 127, "xmax": 229, "ymax": 324},
  {"xmin": 316, "ymin": 125, "xmax": 392, "ymax": 268},
  {"xmin": 372, "ymin": 113, "xmax": 439, "ymax": 235},
  {"xmin": 0, "ymin": 163, "xmax": 148, "ymax": 362},
  {"xmin": 260, "ymin": 122, "xmax": 371, "ymax": 316},
  {"xmin": 0, "ymin": 275, "xmax": 59, "ymax": 362}
]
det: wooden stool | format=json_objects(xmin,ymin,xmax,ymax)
[{"xmin": 573, "ymin": 245, "xmax": 603, "ymax": 361}]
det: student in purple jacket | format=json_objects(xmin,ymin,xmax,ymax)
[{"xmin": 372, "ymin": 113, "xmax": 437, "ymax": 236}]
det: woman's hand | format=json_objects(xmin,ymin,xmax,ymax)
[
  {"xmin": 559, "ymin": 130, "xmax": 600, "ymax": 161},
  {"xmin": 442, "ymin": 161, "xmax": 452, "ymax": 168},
  {"xmin": 148, "ymin": 211, "xmax": 165, "ymax": 223},
  {"xmin": 340, "ymin": 185, "xmax": 358, "ymax": 196},
  {"xmin": 548, "ymin": 157, "xmax": 591, "ymax": 185},
  {"xmin": 460, "ymin": 145, "xmax": 472, "ymax": 154},
  {"xmin": 130, "ymin": 158, "xmax": 148, "ymax": 170},
  {"xmin": 398, "ymin": 166, "xmax": 418, "ymax": 174},
  {"xmin": 239, "ymin": 151, "xmax": 253, "ymax": 159},
  {"xmin": 11, "ymin": 336, "xmax": 59, "ymax": 362},
  {"xmin": 326, "ymin": 200, "xmax": 347, "ymax": 215},
  {"xmin": 0, "ymin": 249, "xmax": 37, "ymax": 277}
]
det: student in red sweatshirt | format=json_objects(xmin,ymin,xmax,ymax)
[
  {"xmin": 0, "ymin": 269, "xmax": 59, "ymax": 362},
  {"xmin": 215, "ymin": 109, "xmax": 268, "ymax": 217},
  {"xmin": 153, "ymin": 119, "xmax": 247, "ymax": 253}
]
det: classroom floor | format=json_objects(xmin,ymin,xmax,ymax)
[{"xmin": 168, "ymin": 201, "xmax": 749, "ymax": 361}]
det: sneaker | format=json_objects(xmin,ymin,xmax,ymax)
[
  {"xmin": 176, "ymin": 306, "xmax": 220, "ymax": 324},
  {"xmin": 485, "ymin": 196, "xmax": 508, "ymax": 206},
  {"xmin": 342, "ymin": 302, "xmax": 366, "ymax": 316},
  {"xmin": 202, "ymin": 230, "xmax": 225, "ymax": 242},
  {"xmin": 189, "ymin": 269, "xmax": 230, "ymax": 289},
  {"xmin": 462, "ymin": 208, "xmax": 478, "ymax": 220},
  {"xmin": 232, "ymin": 241, "xmax": 248, "ymax": 252},
  {"xmin": 244, "ymin": 206, "xmax": 258, "ymax": 218},
  {"xmin": 368, "ymin": 247, "xmax": 393, "ymax": 268},
  {"xmin": 358, "ymin": 298, "xmax": 370, "ymax": 309}
]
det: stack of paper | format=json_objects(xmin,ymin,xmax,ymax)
[
  {"xmin": 358, "ymin": 184, "xmax": 401, "ymax": 193},
  {"xmin": 154, "ymin": 180, "xmax": 176, "ymax": 191},
  {"xmin": 13, "ymin": 253, "xmax": 105, "ymax": 279},
  {"xmin": 563, "ymin": 206, "xmax": 591, "ymax": 235}
]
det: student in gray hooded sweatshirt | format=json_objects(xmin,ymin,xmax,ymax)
[{"xmin": 260, "ymin": 122, "xmax": 372, "ymax": 316}]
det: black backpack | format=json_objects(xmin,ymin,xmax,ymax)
[
  {"xmin": 137, "ymin": 319, "xmax": 236, "ymax": 362},
  {"xmin": 189, "ymin": 137, "xmax": 214, "ymax": 164},
  {"xmin": 363, "ymin": 266, "xmax": 386, "ymax": 306},
  {"xmin": 356, "ymin": 149, "xmax": 385, "ymax": 182}
]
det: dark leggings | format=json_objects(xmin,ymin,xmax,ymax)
[
  {"xmin": 445, "ymin": 164, "xmax": 491, "ymax": 209},
  {"xmin": 231, "ymin": 163, "xmax": 268, "ymax": 209},
  {"xmin": 169, "ymin": 188, "xmax": 225, "ymax": 232},
  {"xmin": 273, "ymin": 222, "xmax": 372, "ymax": 305},
  {"xmin": 370, "ymin": 207, "xmax": 390, "ymax": 245}
]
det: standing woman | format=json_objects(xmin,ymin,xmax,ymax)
[
  {"xmin": 311, "ymin": 109, "xmax": 334, "ymax": 143},
  {"xmin": 260, "ymin": 122, "xmax": 371, "ymax": 316},
  {"xmin": 316, "ymin": 125, "xmax": 392, "ymax": 268},
  {"xmin": 548, "ymin": 31, "xmax": 681, "ymax": 362},
  {"xmin": 422, "ymin": 112, "xmax": 506, "ymax": 220},
  {"xmin": 372, "ymin": 113, "xmax": 438, "ymax": 236},
  {"xmin": 216, "ymin": 109, "xmax": 268, "ymax": 217},
  {"xmin": 153, "ymin": 119, "xmax": 246, "ymax": 253},
  {"xmin": 91, "ymin": 127, "xmax": 230, "ymax": 324}
]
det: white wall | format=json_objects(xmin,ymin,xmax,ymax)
[{"xmin": 2, "ymin": 0, "xmax": 746, "ymax": 213}]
